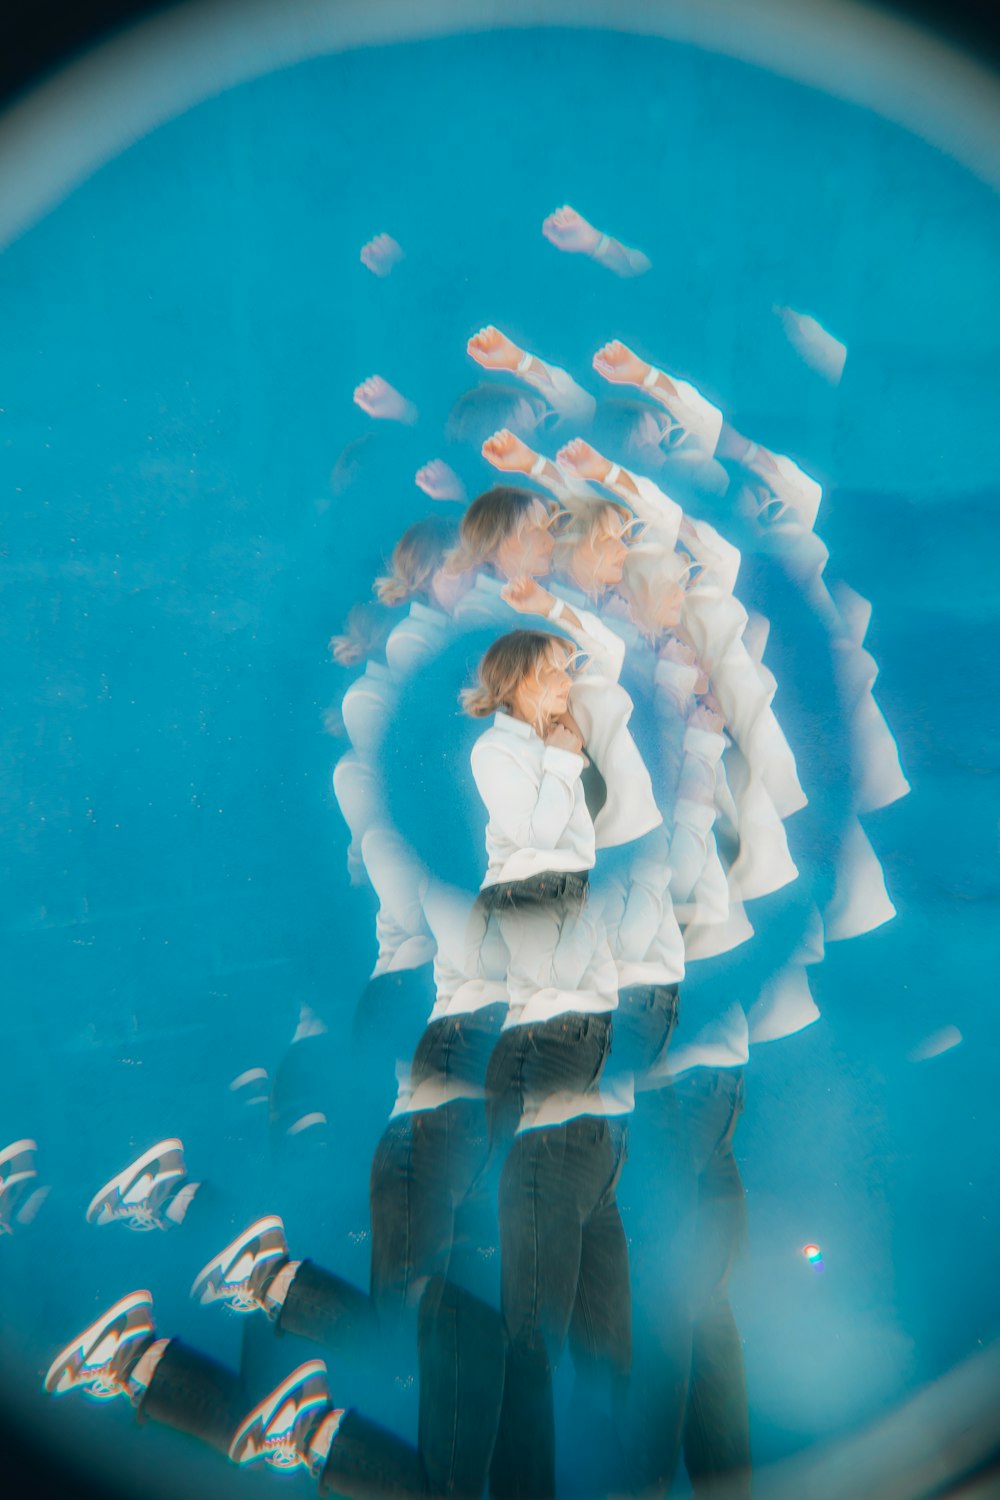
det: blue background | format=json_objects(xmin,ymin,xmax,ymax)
[{"xmin": 1, "ymin": 25, "xmax": 998, "ymax": 1498}]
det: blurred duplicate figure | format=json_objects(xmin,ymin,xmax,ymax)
[
  {"xmin": 43, "ymin": 1268, "xmax": 503, "ymax": 1498},
  {"xmin": 461, "ymin": 612, "xmax": 662, "ymax": 1500},
  {"xmin": 472, "ymin": 426, "xmax": 798, "ymax": 935},
  {"xmin": 542, "ymin": 205, "xmax": 652, "ymax": 278},
  {"xmin": 0, "ymin": 1138, "xmax": 48, "ymax": 1233},
  {"xmin": 467, "ymin": 325, "xmax": 597, "ymax": 429}
]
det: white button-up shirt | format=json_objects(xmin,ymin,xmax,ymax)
[{"xmin": 471, "ymin": 711, "xmax": 593, "ymax": 887}]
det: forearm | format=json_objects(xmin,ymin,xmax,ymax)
[
  {"xmin": 592, "ymin": 234, "xmax": 651, "ymax": 278},
  {"xmin": 602, "ymin": 463, "xmax": 684, "ymax": 547},
  {"xmin": 524, "ymin": 452, "xmax": 596, "ymax": 504},
  {"xmin": 634, "ymin": 361, "xmax": 681, "ymax": 412},
  {"xmin": 546, "ymin": 595, "xmax": 626, "ymax": 681},
  {"xmin": 515, "ymin": 354, "xmax": 596, "ymax": 423}
]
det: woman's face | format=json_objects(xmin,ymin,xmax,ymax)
[
  {"xmin": 494, "ymin": 501, "xmax": 555, "ymax": 581},
  {"xmin": 571, "ymin": 514, "xmax": 630, "ymax": 592},
  {"xmin": 512, "ymin": 648, "xmax": 572, "ymax": 727}
]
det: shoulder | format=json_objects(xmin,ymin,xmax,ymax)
[{"xmin": 471, "ymin": 725, "xmax": 538, "ymax": 777}]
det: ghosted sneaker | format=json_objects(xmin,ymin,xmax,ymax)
[
  {"xmin": 190, "ymin": 1215, "xmax": 289, "ymax": 1315},
  {"xmin": 86, "ymin": 1139, "xmax": 197, "ymax": 1232},
  {"xmin": 229, "ymin": 1067, "xmax": 270, "ymax": 1108},
  {"xmin": 0, "ymin": 1139, "xmax": 48, "ymax": 1234},
  {"xmin": 44, "ymin": 1290, "xmax": 155, "ymax": 1402},
  {"xmin": 229, "ymin": 1360, "xmax": 338, "ymax": 1473}
]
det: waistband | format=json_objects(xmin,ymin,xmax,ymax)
[{"xmin": 478, "ymin": 869, "xmax": 589, "ymax": 912}]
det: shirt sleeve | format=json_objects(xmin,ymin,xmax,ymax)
[
  {"xmin": 471, "ymin": 738, "xmax": 583, "ymax": 853},
  {"xmin": 681, "ymin": 517, "xmax": 742, "ymax": 594},
  {"xmin": 522, "ymin": 361, "xmax": 597, "ymax": 426},
  {"xmin": 628, "ymin": 475, "xmax": 684, "ymax": 550},
  {"xmin": 671, "ymin": 380, "xmax": 725, "ymax": 455},
  {"xmin": 550, "ymin": 599, "xmax": 627, "ymax": 683}
]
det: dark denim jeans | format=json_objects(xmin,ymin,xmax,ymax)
[
  {"xmin": 410, "ymin": 1005, "xmax": 507, "ymax": 1091},
  {"xmin": 320, "ymin": 1276, "xmax": 507, "ymax": 1500},
  {"xmin": 477, "ymin": 869, "xmax": 590, "ymax": 914},
  {"xmin": 485, "ymin": 1011, "xmax": 612, "ymax": 1148},
  {"xmin": 368, "ymin": 1099, "xmax": 493, "ymax": 1318},
  {"xmin": 368, "ymin": 1004, "xmax": 506, "ymax": 1317},
  {"xmin": 137, "ymin": 1278, "xmax": 507, "ymax": 1500},
  {"xmin": 490, "ymin": 1116, "xmax": 631, "ymax": 1500},
  {"xmin": 614, "ymin": 1067, "xmax": 750, "ymax": 1499},
  {"xmin": 138, "ymin": 1338, "xmax": 246, "ymax": 1455},
  {"xmin": 611, "ymin": 983, "xmax": 681, "ymax": 1076}
]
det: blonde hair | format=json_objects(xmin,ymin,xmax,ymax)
[
  {"xmin": 445, "ymin": 486, "xmax": 555, "ymax": 576},
  {"xmin": 374, "ymin": 517, "xmax": 458, "ymax": 607},
  {"xmin": 461, "ymin": 630, "xmax": 571, "ymax": 720},
  {"xmin": 328, "ymin": 603, "xmax": 394, "ymax": 666},
  {"xmin": 621, "ymin": 544, "xmax": 686, "ymax": 637},
  {"xmin": 552, "ymin": 499, "xmax": 633, "ymax": 583},
  {"xmin": 622, "ymin": 542, "xmax": 687, "ymax": 593}
]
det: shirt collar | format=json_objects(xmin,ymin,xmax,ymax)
[
  {"xmin": 493, "ymin": 711, "xmax": 534, "ymax": 740},
  {"xmin": 408, "ymin": 599, "xmax": 446, "ymax": 625}
]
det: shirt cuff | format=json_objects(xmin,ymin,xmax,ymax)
[
  {"xmin": 542, "ymin": 745, "xmax": 585, "ymax": 782},
  {"xmin": 683, "ymin": 726, "xmax": 726, "ymax": 765}
]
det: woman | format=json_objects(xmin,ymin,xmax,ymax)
[
  {"xmin": 373, "ymin": 515, "xmax": 469, "ymax": 612},
  {"xmin": 446, "ymin": 483, "xmax": 559, "ymax": 584},
  {"xmin": 550, "ymin": 497, "xmax": 635, "ymax": 601},
  {"xmin": 462, "ymin": 623, "xmax": 660, "ymax": 1500},
  {"xmin": 555, "ymin": 438, "xmax": 803, "ymax": 903},
  {"xmin": 328, "ymin": 517, "xmax": 470, "ymax": 668}
]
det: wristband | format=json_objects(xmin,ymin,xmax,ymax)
[
  {"xmin": 530, "ymin": 454, "xmax": 548, "ymax": 478},
  {"xmin": 604, "ymin": 462, "xmax": 621, "ymax": 489},
  {"xmin": 642, "ymin": 365, "xmax": 661, "ymax": 390},
  {"xmin": 595, "ymin": 233, "xmax": 610, "ymax": 256},
  {"xmin": 547, "ymin": 595, "xmax": 566, "ymax": 622},
  {"xmin": 516, "ymin": 351, "xmax": 533, "ymax": 375}
]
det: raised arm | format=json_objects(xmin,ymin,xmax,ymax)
[
  {"xmin": 556, "ymin": 437, "xmax": 683, "ymax": 548},
  {"xmin": 591, "ymin": 339, "xmax": 675, "ymax": 406},
  {"xmin": 542, "ymin": 205, "xmax": 651, "ymax": 278},
  {"xmin": 499, "ymin": 575, "xmax": 627, "ymax": 682},
  {"xmin": 593, "ymin": 340, "xmax": 724, "ymax": 456},
  {"xmin": 557, "ymin": 436, "xmax": 740, "ymax": 590},
  {"xmin": 468, "ymin": 325, "xmax": 595, "ymax": 425},
  {"xmin": 481, "ymin": 427, "xmax": 593, "ymax": 504}
]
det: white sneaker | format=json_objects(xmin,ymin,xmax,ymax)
[
  {"xmin": 44, "ymin": 1290, "xmax": 155, "ymax": 1402},
  {"xmin": 190, "ymin": 1215, "xmax": 288, "ymax": 1315},
  {"xmin": 229, "ymin": 1360, "xmax": 332, "ymax": 1471},
  {"xmin": 86, "ymin": 1139, "xmax": 193, "ymax": 1232},
  {"xmin": 0, "ymin": 1139, "xmax": 43, "ymax": 1234},
  {"xmin": 229, "ymin": 1067, "xmax": 270, "ymax": 1107}
]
